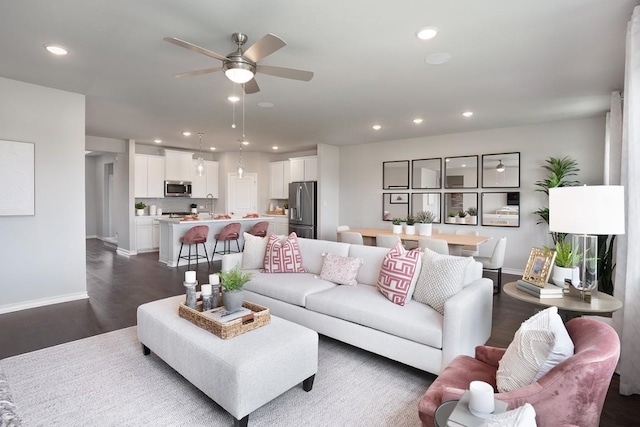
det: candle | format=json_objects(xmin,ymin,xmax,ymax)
[
  {"xmin": 209, "ymin": 274, "xmax": 220, "ymax": 285},
  {"xmin": 185, "ymin": 271, "xmax": 196, "ymax": 284},
  {"xmin": 201, "ymin": 284, "xmax": 212, "ymax": 295},
  {"xmin": 469, "ymin": 380, "xmax": 495, "ymax": 416}
]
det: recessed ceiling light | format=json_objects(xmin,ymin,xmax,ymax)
[
  {"xmin": 372, "ymin": 125, "xmax": 382, "ymax": 130},
  {"xmin": 228, "ymin": 95, "xmax": 240, "ymax": 103},
  {"xmin": 462, "ymin": 164, "xmax": 467, "ymax": 168},
  {"xmin": 416, "ymin": 27, "xmax": 438, "ymax": 40},
  {"xmin": 425, "ymin": 53, "xmax": 451, "ymax": 65},
  {"xmin": 44, "ymin": 44, "xmax": 68, "ymax": 55},
  {"xmin": 445, "ymin": 158, "xmax": 450, "ymax": 162},
  {"xmin": 153, "ymin": 139, "xmax": 162, "ymax": 144},
  {"xmin": 257, "ymin": 102, "xmax": 274, "ymax": 108},
  {"xmin": 242, "ymin": 140, "xmax": 250, "ymax": 146},
  {"xmin": 182, "ymin": 131, "xmax": 192, "ymax": 136},
  {"xmin": 272, "ymin": 146, "xmax": 279, "ymax": 150},
  {"xmin": 413, "ymin": 118, "xmax": 423, "ymax": 124},
  {"xmin": 209, "ymin": 147, "xmax": 216, "ymax": 151},
  {"xmin": 462, "ymin": 111, "xmax": 474, "ymax": 118}
]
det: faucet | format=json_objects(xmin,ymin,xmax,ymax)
[{"xmin": 205, "ymin": 193, "xmax": 214, "ymax": 216}]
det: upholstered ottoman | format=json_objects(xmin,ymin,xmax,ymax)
[{"xmin": 137, "ymin": 295, "xmax": 318, "ymax": 427}]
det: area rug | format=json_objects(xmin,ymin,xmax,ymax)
[{"xmin": 0, "ymin": 327, "xmax": 432, "ymax": 426}]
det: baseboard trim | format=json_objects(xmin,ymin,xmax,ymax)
[
  {"xmin": 116, "ymin": 247, "xmax": 133, "ymax": 257},
  {"xmin": 0, "ymin": 292, "xmax": 89, "ymax": 315}
]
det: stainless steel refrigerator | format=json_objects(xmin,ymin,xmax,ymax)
[{"xmin": 289, "ymin": 181, "xmax": 317, "ymax": 239}]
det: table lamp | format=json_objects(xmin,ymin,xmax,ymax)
[{"xmin": 548, "ymin": 185, "xmax": 625, "ymax": 301}]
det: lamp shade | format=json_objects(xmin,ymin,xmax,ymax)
[{"xmin": 549, "ymin": 185, "xmax": 625, "ymax": 235}]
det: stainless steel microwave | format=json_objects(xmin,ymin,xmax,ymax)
[{"xmin": 164, "ymin": 180, "xmax": 192, "ymax": 197}]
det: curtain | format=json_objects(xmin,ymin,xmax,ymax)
[{"xmin": 609, "ymin": 5, "xmax": 640, "ymax": 396}]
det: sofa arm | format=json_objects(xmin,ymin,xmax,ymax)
[
  {"xmin": 475, "ymin": 345, "xmax": 507, "ymax": 368},
  {"xmin": 221, "ymin": 253, "xmax": 243, "ymax": 271},
  {"xmin": 441, "ymin": 278, "xmax": 493, "ymax": 371}
]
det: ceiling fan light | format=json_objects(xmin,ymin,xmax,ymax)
[
  {"xmin": 225, "ymin": 68, "xmax": 254, "ymax": 84},
  {"xmin": 496, "ymin": 160, "xmax": 505, "ymax": 172}
]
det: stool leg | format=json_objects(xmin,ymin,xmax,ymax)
[
  {"xmin": 213, "ymin": 239, "xmax": 219, "ymax": 255},
  {"xmin": 202, "ymin": 243, "xmax": 210, "ymax": 268},
  {"xmin": 235, "ymin": 239, "xmax": 240, "ymax": 253},
  {"xmin": 188, "ymin": 244, "xmax": 192, "ymax": 269},
  {"xmin": 497, "ymin": 267, "xmax": 502, "ymax": 294},
  {"xmin": 177, "ymin": 243, "xmax": 184, "ymax": 267},
  {"xmin": 195, "ymin": 244, "xmax": 199, "ymax": 267}
]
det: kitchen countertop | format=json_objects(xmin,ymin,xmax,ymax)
[{"xmin": 156, "ymin": 215, "xmax": 268, "ymax": 224}]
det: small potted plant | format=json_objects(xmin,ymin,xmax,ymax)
[
  {"xmin": 283, "ymin": 203, "xmax": 289, "ymax": 215},
  {"xmin": 217, "ymin": 265, "xmax": 254, "ymax": 312},
  {"xmin": 457, "ymin": 210, "xmax": 467, "ymax": 224},
  {"xmin": 391, "ymin": 218, "xmax": 403, "ymax": 234},
  {"xmin": 447, "ymin": 212, "xmax": 457, "ymax": 224},
  {"xmin": 404, "ymin": 214, "xmax": 416, "ymax": 235},
  {"xmin": 466, "ymin": 207, "xmax": 478, "ymax": 224},
  {"xmin": 135, "ymin": 202, "xmax": 146, "ymax": 216},
  {"xmin": 548, "ymin": 239, "xmax": 581, "ymax": 287},
  {"xmin": 415, "ymin": 210, "xmax": 436, "ymax": 236}
]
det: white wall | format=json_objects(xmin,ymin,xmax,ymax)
[
  {"xmin": 0, "ymin": 77, "xmax": 87, "ymax": 313},
  {"xmin": 339, "ymin": 117, "xmax": 606, "ymax": 273}
]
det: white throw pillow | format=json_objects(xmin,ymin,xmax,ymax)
[
  {"xmin": 241, "ymin": 232, "xmax": 268, "ymax": 270},
  {"xmin": 496, "ymin": 306, "xmax": 574, "ymax": 393},
  {"xmin": 412, "ymin": 248, "xmax": 472, "ymax": 315},
  {"xmin": 481, "ymin": 403, "xmax": 537, "ymax": 427},
  {"xmin": 320, "ymin": 253, "xmax": 364, "ymax": 286}
]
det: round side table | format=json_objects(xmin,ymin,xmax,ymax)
[{"xmin": 434, "ymin": 400, "xmax": 458, "ymax": 427}]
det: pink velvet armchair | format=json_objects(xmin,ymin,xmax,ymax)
[{"xmin": 418, "ymin": 317, "xmax": 620, "ymax": 427}]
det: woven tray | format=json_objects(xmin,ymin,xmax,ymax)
[{"xmin": 178, "ymin": 300, "xmax": 270, "ymax": 339}]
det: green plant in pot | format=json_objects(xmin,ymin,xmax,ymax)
[
  {"xmin": 135, "ymin": 202, "xmax": 146, "ymax": 216},
  {"xmin": 217, "ymin": 265, "xmax": 253, "ymax": 312},
  {"xmin": 547, "ymin": 238, "xmax": 582, "ymax": 287},
  {"xmin": 405, "ymin": 215, "xmax": 416, "ymax": 226},
  {"xmin": 467, "ymin": 207, "xmax": 477, "ymax": 217},
  {"xmin": 391, "ymin": 217, "xmax": 403, "ymax": 234},
  {"xmin": 415, "ymin": 210, "xmax": 435, "ymax": 236},
  {"xmin": 392, "ymin": 218, "xmax": 403, "ymax": 225}
]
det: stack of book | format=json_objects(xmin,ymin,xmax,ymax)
[{"xmin": 516, "ymin": 279, "xmax": 563, "ymax": 298}]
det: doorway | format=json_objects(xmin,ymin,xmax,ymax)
[{"xmin": 227, "ymin": 173, "xmax": 257, "ymax": 216}]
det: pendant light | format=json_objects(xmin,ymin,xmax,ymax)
[
  {"xmin": 195, "ymin": 133, "xmax": 205, "ymax": 176},
  {"xmin": 496, "ymin": 159, "xmax": 505, "ymax": 172}
]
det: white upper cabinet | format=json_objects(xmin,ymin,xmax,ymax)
[
  {"xmin": 269, "ymin": 160, "xmax": 291, "ymax": 199},
  {"xmin": 164, "ymin": 149, "xmax": 194, "ymax": 181},
  {"xmin": 135, "ymin": 154, "xmax": 165, "ymax": 198},
  {"xmin": 191, "ymin": 160, "xmax": 219, "ymax": 198},
  {"xmin": 289, "ymin": 156, "xmax": 317, "ymax": 182}
]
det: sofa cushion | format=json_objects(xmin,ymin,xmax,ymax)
[
  {"xmin": 242, "ymin": 232, "xmax": 268, "ymax": 270},
  {"xmin": 319, "ymin": 253, "xmax": 364, "ymax": 286},
  {"xmin": 297, "ymin": 238, "xmax": 351, "ymax": 274},
  {"xmin": 496, "ymin": 306, "xmax": 574, "ymax": 393},
  {"xmin": 263, "ymin": 233, "xmax": 306, "ymax": 273},
  {"xmin": 305, "ymin": 284, "xmax": 443, "ymax": 348},
  {"xmin": 243, "ymin": 271, "xmax": 337, "ymax": 306},
  {"xmin": 413, "ymin": 249, "xmax": 473, "ymax": 314},
  {"xmin": 376, "ymin": 242, "xmax": 421, "ymax": 306},
  {"xmin": 347, "ymin": 244, "xmax": 391, "ymax": 286}
]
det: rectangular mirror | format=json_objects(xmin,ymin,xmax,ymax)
[
  {"xmin": 383, "ymin": 160, "xmax": 410, "ymax": 189},
  {"xmin": 412, "ymin": 158, "xmax": 441, "ymax": 189},
  {"xmin": 411, "ymin": 193, "xmax": 441, "ymax": 223},
  {"xmin": 382, "ymin": 193, "xmax": 409, "ymax": 221},
  {"xmin": 444, "ymin": 192, "xmax": 478, "ymax": 225},
  {"xmin": 482, "ymin": 152, "xmax": 520, "ymax": 188},
  {"xmin": 444, "ymin": 155, "xmax": 478, "ymax": 189},
  {"xmin": 481, "ymin": 192, "xmax": 520, "ymax": 227}
]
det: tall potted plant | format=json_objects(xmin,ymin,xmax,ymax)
[
  {"xmin": 404, "ymin": 214, "xmax": 416, "ymax": 235},
  {"xmin": 415, "ymin": 210, "xmax": 436, "ymax": 236},
  {"xmin": 217, "ymin": 265, "xmax": 253, "ymax": 312}
]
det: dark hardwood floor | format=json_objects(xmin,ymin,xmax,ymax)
[{"xmin": 1, "ymin": 239, "xmax": 638, "ymax": 426}]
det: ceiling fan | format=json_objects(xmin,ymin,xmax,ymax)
[{"xmin": 163, "ymin": 32, "xmax": 314, "ymax": 94}]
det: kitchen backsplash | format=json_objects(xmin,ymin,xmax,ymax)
[{"xmin": 135, "ymin": 198, "xmax": 215, "ymax": 214}]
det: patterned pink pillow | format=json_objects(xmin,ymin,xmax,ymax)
[
  {"xmin": 320, "ymin": 253, "xmax": 364, "ymax": 286},
  {"xmin": 376, "ymin": 242, "xmax": 420, "ymax": 306},
  {"xmin": 262, "ymin": 232, "xmax": 307, "ymax": 273}
]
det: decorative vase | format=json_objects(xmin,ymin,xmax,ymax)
[
  {"xmin": 418, "ymin": 223, "xmax": 432, "ymax": 236},
  {"xmin": 223, "ymin": 289, "xmax": 244, "ymax": 312},
  {"xmin": 136, "ymin": 209, "xmax": 144, "ymax": 216},
  {"xmin": 457, "ymin": 216, "xmax": 466, "ymax": 224},
  {"xmin": 468, "ymin": 215, "xmax": 477, "ymax": 225},
  {"xmin": 392, "ymin": 224, "xmax": 403, "ymax": 234},
  {"xmin": 404, "ymin": 225, "xmax": 416, "ymax": 235},
  {"xmin": 551, "ymin": 266, "xmax": 579, "ymax": 287}
]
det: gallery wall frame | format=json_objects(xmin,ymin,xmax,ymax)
[
  {"xmin": 382, "ymin": 160, "xmax": 410, "ymax": 190},
  {"xmin": 481, "ymin": 192, "xmax": 521, "ymax": 227},
  {"xmin": 0, "ymin": 139, "xmax": 35, "ymax": 216},
  {"xmin": 411, "ymin": 158, "xmax": 441, "ymax": 189},
  {"xmin": 481, "ymin": 152, "xmax": 520, "ymax": 188},
  {"xmin": 382, "ymin": 193, "xmax": 409, "ymax": 221},
  {"xmin": 444, "ymin": 155, "xmax": 478, "ymax": 189},
  {"xmin": 411, "ymin": 192, "xmax": 442, "ymax": 223}
]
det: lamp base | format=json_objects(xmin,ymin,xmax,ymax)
[{"xmin": 565, "ymin": 280, "xmax": 598, "ymax": 303}]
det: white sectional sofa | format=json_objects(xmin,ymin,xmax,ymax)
[{"xmin": 221, "ymin": 237, "xmax": 493, "ymax": 375}]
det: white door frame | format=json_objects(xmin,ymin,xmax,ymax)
[{"xmin": 227, "ymin": 172, "xmax": 257, "ymax": 216}]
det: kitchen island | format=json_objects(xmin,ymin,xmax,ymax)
[{"xmin": 157, "ymin": 216, "xmax": 267, "ymax": 267}]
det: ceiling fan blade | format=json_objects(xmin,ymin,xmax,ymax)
[
  {"xmin": 243, "ymin": 33, "xmax": 286, "ymax": 63},
  {"xmin": 243, "ymin": 78, "xmax": 260, "ymax": 94},
  {"xmin": 257, "ymin": 65, "xmax": 314, "ymax": 81},
  {"xmin": 163, "ymin": 37, "xmax": 227, "ymax": 62},
  {"xmin": 173, "ymin": 67, "xmax": 223, "ymax": 78}
]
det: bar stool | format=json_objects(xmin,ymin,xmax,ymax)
[
  {"xmin": 177, "ymin": 225, "xmax": 210, "ymax": 269},
  {"xmin": 213, "ymin": 222, "xmax": 242, "ymax": 256},
  {"xmin": 242, "ymin": 221, "xmax": 269, "ymax": 250}
]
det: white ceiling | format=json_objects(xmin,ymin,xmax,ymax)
[{"xmin": 0, "ymin": 0, "xmax": 637, "ymax": 154}]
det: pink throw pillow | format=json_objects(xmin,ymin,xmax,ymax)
[
  {"xmin": 376, "ymin": 242, "xmax": 420, "ymax": 306},
  {"xmin": 262, "ymin": 232, "xmax": 307, "ymax": 273},
  {"xmin": 320, "ymin": 253, "xmax": 364, "ymax": 286}
]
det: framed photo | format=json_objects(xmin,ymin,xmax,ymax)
[
  {"xmin": 390, "ymin": 193, "xmax": 408, "ymax": 204},
  {"xmin": 522, "ymin": 248, "xmax": 557, "ymax": 287}
]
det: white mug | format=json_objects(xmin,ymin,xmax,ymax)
[{"xmin": 469, "ymin": 380, "xmax": 495, "ymax": 417}]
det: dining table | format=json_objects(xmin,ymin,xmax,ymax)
[{"xmin": 341, "ymin": 228, "xmax": 492, "ymax": 255}]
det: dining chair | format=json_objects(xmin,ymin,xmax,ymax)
[
  {"xmin": 475, "ymin": 237, "xmax": 507, "ymax": 294},
  {"xmin": 454, "ymin": 229, "xmax": 479, "ymax": 256},
  {"xmin": 376, "ymin": 234, "xmax": 402, "ymax": 248},
  {"xmin": 418, "ymin": 237, "xmax": 449, "ymax": 255},
  {"xmin": 341, "ymin": 231, "xmax": 364, "ymax": 245},
  {"xmin": 337, "ymin": 225, "xmax": 350, "ymax": 241}
]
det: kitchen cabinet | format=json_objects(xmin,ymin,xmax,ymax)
[
  {"xmin": 289, "ymin": 156, "xmax": 317, "ymax": 182},
  {"xmin": 135, "ymin": 154, "xmax": 165, "ymax": 198},
  {"xmin": 267, "ymin": 215, "xmax": 289, "ymax": 235},
  {"xmin": 269, "ymin": 160, "xmax": 291, "ymax": 199},
  {"xmin": 191, "ymin": 160, "xmax": 219, "ymax": 198},
  {"xmin": 135, "ymin": 216, "xmax": 160, "ymax": 252},
  {"xmin": 164, "ymin": 149, "xmax": 194, "ymax": 181}
]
